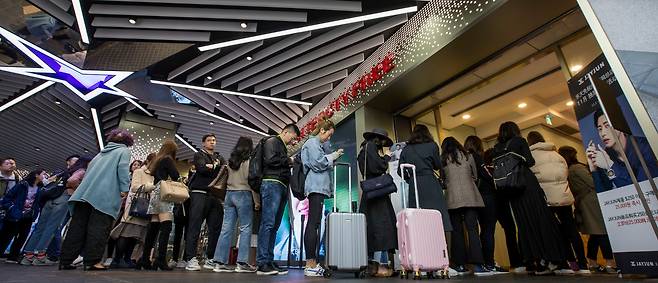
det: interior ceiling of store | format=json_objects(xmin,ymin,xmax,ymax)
[
  {"xmin": 0, "ymin": 0, "xmax": 418, "ymax": 171},
  {"xmin": 396, "ymin": 4, "xmax": 604, "ymax": 140}
]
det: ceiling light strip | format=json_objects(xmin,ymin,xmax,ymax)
[
  {"xmin": 72, "ymin": 0, "xmax": 91, "ymax": 44},
  {"xmin": 175, "ymin": 134, "xmax": 198, "ymax": 153},
  {"xmin": 150, "ymin": 80, "xmax": 312, "ymax": 106},
  {"xmin": 124, "ymin": 97, "xmax": 154, "ymax": 116},
  {"xmin": 0, "ymin": 81, "xmax": 54, "ymax": 112},
  {"xmin": 198, "ymin": 6, "xmax": 418, "ymax": 51},
  {"xmin": 90, "ymin": 108, "xmax": 104, "ymax": 150},
  {"xmin": 198, "ymin": 109, "xmax": 268, "ymax": 136}
]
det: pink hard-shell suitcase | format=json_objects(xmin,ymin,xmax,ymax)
[{"xmin": 396, "ymin": 164, "xmax": 450, "ymax": 279}]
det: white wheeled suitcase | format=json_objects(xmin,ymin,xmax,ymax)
[
  {"xmin": 324, "ymin": 162, "xmax": 368, "ymax": 278},
  {"xmin": 397, "ymin": 164, "xmax": 450, "ymax": 279}
]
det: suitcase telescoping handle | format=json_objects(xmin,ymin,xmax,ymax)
[
  {"xmin": 333, "ymin": 162, "xmax": 352, "ymax": 213},
  {"xmin": 399, "ymin": 163, "xmax": 420, "ymax": 209}
]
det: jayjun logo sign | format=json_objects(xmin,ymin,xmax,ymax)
[{"xmin": 0, "ymin": 27, "xmax": 134, "ymax": 101}]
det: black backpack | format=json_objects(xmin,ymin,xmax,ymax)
[
  {"xmin": 289, "ymin": 154, "xmax": 307, "ymax": 201},
  {"xmin": 248, "ymin": 136, "xmax": 272, "ymax": 193},
  {"xmin": 492, "ymin": 140, "xmax": 526, "ymax": 194}
]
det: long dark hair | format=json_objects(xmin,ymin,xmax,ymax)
[
  {"xmin": 361, "ymin": 136, "xmax": 385, "ymax": 150},
  {"xmin": 498, "ymin": 121, "xmax": 521, "ymax": 143},
  {"xmin": 558, "ymin": 146, "xmax": 582, "ymax": 167},
  {"xmin": 25, "ymin": 169, "xmax": 45, "ymax": 186},
  {"xmin": 464, "ymin": 135, "xmax": 484, "ymax": 156},
  {"xmin": 149, "ymin": 140, "xmax": 178, "ymax": 173},
  {"xmin": 441, "ymin": 137, "xmax": 468, "ymax": 166},
  {"xmin": 67, "ymin": 156, "xmax": 92, "ymax": 175},
  {"xmin": 229, "ymin": 137, "xmax": 254, "ymax": 171},
  {"xmin": 408, "ymin": 124, "xmax": 434, "ymax": 145}
]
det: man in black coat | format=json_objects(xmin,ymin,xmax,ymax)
[{"xmin": 184, "ymin": 134, "xmax": 225, "ymax": 271}]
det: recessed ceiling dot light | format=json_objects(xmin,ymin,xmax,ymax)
[
  {"xmin": 240, "ymin": 22, "xmax": 247, "ymax": 29},
  {"xmin": 128, "ymin": 18, "xmax": 136, "ymax": 25},
  {"xmin": 518, "ymin": 102, "xmax": 527, "ymax": 109},
  {"xmin": 78, "ymin": 115, "xmax": 84, "ymax": 119},
  {"xmin": 566, "ymin": 100, "xmax": 574, "ymax": 106},
  {"xmin": 170, "ymin": 114, "xmax": 175, "ymax": 118},
  {"xmin": 215, "ymin": 103, "xmax": 220, "ymax": 107},
  {"xmin": 206, "ymin": 76, "xmax": 213, "ymax": 80},
  {"xmin": 35, "ymin": 147, "xmax": 40, "ymax": 151},
  {"xmin": 570, "ymin": 64, "xmax": 583, "ymax": 73},
  {"xmin": 54, "ymin": 100, "xmax": 61, "ymax": 105},
  {"xmin": 462, "ymin": 114, "xmax": 471, "ymax": 120},
  {"xmin": 239, "ymin": 117, "xmax": 244, "ymax": 123},
  {"xmin": 209, "ymin": 121, "xmax": 214, "ymax": 125},
  {"xmin": 246, "ymin": 56, "xmax": 253, "ymax": 61}
]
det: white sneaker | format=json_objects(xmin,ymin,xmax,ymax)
[
  {"xmin": 235, "ymin": 263, "xmax": 257, "ymax": 273},
  {"xmin": 304, "ymin": 265, "xmax": 325, "ymax": 277},
  {"xmin": 576, "ymin": 269, "xmax": 592, "ymax": 275},
  {"xmin": 511, "ymin": 267, "xmax": 527, "ymax": 274},
  {"xmin": 203, "ymin": 259, "xmax": 216, "ymax": 270},
  {"xmin": 555, "ymin": 268, "xmax": 576, "ymax": 275},
  {"xmin": 447, "ymin": 267, "xmax": 459, "ymax": 277},
  {"xmin": 185, "ymin": 257, "xmax": 201, "ymax": 271},
  {"xmin": 72, "ymin": 256, "xmax": 84, "ymax": 266},
  {"xmin": 213, "ymin": 263, "xmax": 234, "ymax": 273},
  {"xmin": 176, "ymin": 260, "xmax": 187, "ymax": 269},
  {"xmin": 103, "ymin": 258, "xmax": 113, "ymax": 267}
]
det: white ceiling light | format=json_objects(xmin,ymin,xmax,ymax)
[
  {"xmin": 54, "ymin": 99, "xmax": 61, "ymax": 105},
  {"xmin": 199, "ymin": 109, "xmax": 268, "ymax": 136},
  {"xmin": 240, "ymin": 22, "xmax": 248, "ymax": 29},
  {"xmin": 215, "ymin": 102, "xmax": 220, "ymax": 107},
  {"xmin": 462, "ymin": 114, "xmax": 471, "ymax": 120},
  {"xmin": 518, "ymin": 102, "xmax": 527, "ymax": 109},
  {"xmin": 90, "ymin": 108, "xmax": 104, "ymax": 150},
  {"xmin": 72, "ymin": 0, "xmax": 90, "ymax": 44},
  {"xmin": 198, "ymin": 6, "xmax": 418, "ymax": 51},
  {"xmin": 150, "ymin": 80, "xmax": 312, "ymax": 106},
  {"xmin": 246, "ymin": 56, "xmax": 253, "ymax": 61},
  {"xmin": 128, "ymin": 18, "xmax": 137, "ymax": 25},
  {"xmin": 209, "ymin": 121, "xmax": 214, "ymax": 125},
  {"xmin": 0, "ymin": 81, "xmax": 54, "ymax": 113},
  {"xmin": 175, "ymin": 134, "xmax": 198, "ymax": 153},
  {"xmin": 78, "ymin": 115, "xmax": 85, "ymax": 120},
  {"xmin": 566, "ymin": 100, "xmax": 574, "ymax": 106},
  {"xmin": 206, "ymin": 76, "xmax": 213, "ymax": 80},
  {"xmin": 570, "ymin": 64, "xmax": 583, "ymax": 73},
  {"xmin": 170, "ymin": 114, "xmax": 176, "ymax": 118}
]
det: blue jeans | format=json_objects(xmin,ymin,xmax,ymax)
[
  {"xmin": 256, "ymin": 181, "xmax": 287, "ymax": 266},
  {"xmin": 213, "ymin": 191, "xmax": 253, "ymax": 264},
  {"xmin": 23, "ymin": 193, "xmax": 70, "ymax": 253}
]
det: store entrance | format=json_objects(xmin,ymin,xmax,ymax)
[{"xmin": 402, "ymin": 9, "xmax": 608, "ymax": 268}]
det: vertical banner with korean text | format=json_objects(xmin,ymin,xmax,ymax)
[{"xmin": 568, "ymin": 54, "xmax": 658, "ymax": 276}]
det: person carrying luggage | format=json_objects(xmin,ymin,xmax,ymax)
[
  {"xmin": 357, "ymin": 128, "xmax": 397, "ymax": 277},
  {"xmin": 300, "ymin": 119, "xmax": 343, "ymax": 277}
]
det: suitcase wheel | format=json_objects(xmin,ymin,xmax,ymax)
[
  {"xmin": 413, "ymin": 270, "xmax": 422, "ymax": 280},
  {"xmin": 354, "ymin": 270, "xmax": 366, "ymax": 279},
  {"xmin": 400, "ymin": 270, "xmax": 410, "ymax": 279},
  {"xmin": 323, "ymin": 269, "xmax": 333, "ymax": 278}
]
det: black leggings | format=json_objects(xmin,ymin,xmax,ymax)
[
  {"xmin": 551, "ymin": 206, "xmax": 587, "ymax": 266},
  {"xmin": 141, "ymin": 222, "xmax": 161, "ymax": 262},
  {"xmin": 587, "ymin": 234, "xmax": 613, "ymax": 260},
  {"xmin": 495, "ymin": 195, "xmax": 523, "ymax": 267},
  {"xmin": 304, "ymin": 193, "xmax": 326, "ymax": 260},
  {"xmin": 172, "ymin": 203, "xmax": 189, "ymax": 261},
  {"xmin": 114, "ymin": 237, "xmax": 136, "ymax": 262}
]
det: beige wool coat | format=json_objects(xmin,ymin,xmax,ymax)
[{"xmin": 443, "ymin": 152, "xmax": 484, "ymax": 209}]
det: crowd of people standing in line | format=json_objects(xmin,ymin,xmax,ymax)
[{"xmin": 0, "ymin": 120, "xmax": 618, "ymax": 277}]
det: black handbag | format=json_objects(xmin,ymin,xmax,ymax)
[
  {"xmin": 492, "ymin": 140, "xmax": 526, "ymax": 195},
  {"xmin": 128, "ymin": 186, "xmax": 150, "ymax": 219},
  {"xmin": 360, "ymin": 143, "xmax": 396, "ymax": 200}
]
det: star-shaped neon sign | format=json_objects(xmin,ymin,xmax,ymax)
[{"xmin": 0, "ymin": 26, "xmax": 135, "ymax": 101}]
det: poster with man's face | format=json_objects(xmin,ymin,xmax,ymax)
[{"xmin": 568, "ymin": 54, "xmax": 658, "ymax": 276}]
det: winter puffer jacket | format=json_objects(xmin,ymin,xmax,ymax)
[{"xmin": 529, "ymin": 142, "xmax": 575, "ymax": 206}]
